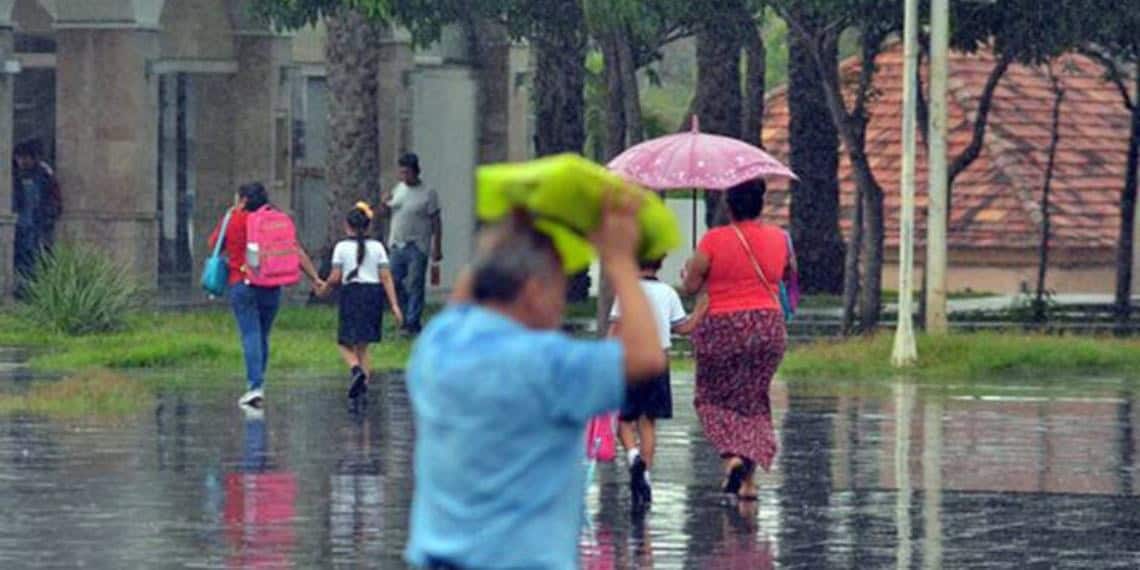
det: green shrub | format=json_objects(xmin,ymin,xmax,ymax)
[{"xmin": 22, "ymin": 246, "xmax": 143, "ymax": 335}]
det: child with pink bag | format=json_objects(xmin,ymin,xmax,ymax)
[{"xmin": 606, "ymin": 256, "xmax": 706, "ymax": 508}]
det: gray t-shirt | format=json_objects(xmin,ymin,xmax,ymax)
[{"xmin": 387, "ymin": 182, "xmax": 440, "ymax": 253}]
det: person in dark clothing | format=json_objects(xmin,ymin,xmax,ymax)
[{"xmin": 12, "ymin": 140, "xmax": 62, "ymax": 282}]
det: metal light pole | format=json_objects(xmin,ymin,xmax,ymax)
[
  {"xmin": 925, "ymin": 0, "xmax": 950, "ymax": 333},
  {"xmin": 892, "ymin": 0, "xmax": 919, "ymax": 366}
]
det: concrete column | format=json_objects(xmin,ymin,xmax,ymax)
[
  {"xmin": 54, "ymin": 26, "xmax": 160, "ymax": 281},
  {"xmin": 230, "ymin": 32, "xmax": 293, "ymax": 209},
  {"xmin": 0, "ymin": 25, "xmax": 15, "ymax": 297}
]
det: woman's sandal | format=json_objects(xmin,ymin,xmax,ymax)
[{"xmin": 722, "ymin": 458, "xmax": 748, "ymax": 495}]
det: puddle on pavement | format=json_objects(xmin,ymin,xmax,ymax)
[{"xmin": 1, "ymin": 372, "xmax": 1138, "ymax": 569}]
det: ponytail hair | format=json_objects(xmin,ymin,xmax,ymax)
[{"xmin": 345, "ymin": 202, "xmax": 373, "ymax": 282}]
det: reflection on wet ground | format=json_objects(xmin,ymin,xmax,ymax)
[{"xmin": 1, "ymin": 371, "xmax": 1138, "ymax": 568}]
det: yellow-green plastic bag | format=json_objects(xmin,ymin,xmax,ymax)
[{"xmin": 476, "ymin": 154, "xmax": 681, "ymax": 274}]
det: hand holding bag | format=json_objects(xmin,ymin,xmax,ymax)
[{"xmin": 201, "ymin": 210, "xmax": 233, "ymax": 297}]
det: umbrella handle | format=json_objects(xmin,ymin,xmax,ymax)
[{"xmin": 691, "ymin": 115, "xmax": 700, "ymax": 133}]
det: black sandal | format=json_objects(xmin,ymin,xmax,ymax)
[{"xmin": 723, "ymin": 458, "xmax": 748, "ymax": 495}]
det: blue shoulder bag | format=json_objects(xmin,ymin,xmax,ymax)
[{"xmin": 201, "ymin": 210, "xmax": 233, "ymax": 297}]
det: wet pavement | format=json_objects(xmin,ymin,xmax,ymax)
[{"xmin": 1, "ymin": 371, "xmax": 1139, "ymax": 569}]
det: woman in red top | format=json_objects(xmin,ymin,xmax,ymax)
[
  {"xmin": 681, "ymin": 179, "xmax": 794, "ymax": 501},
  {"xmin": 208, "ymin": 183, "xmax": 320, "ymax": 408}
]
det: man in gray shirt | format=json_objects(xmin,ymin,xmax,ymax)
[{"xmin": 381, "ymin": 153, "xmax": 441, "ymax": 334}]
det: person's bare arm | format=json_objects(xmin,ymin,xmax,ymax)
[
  {"xmin": 317, "ymin": 268, "xmax": 342, "ymax": 298},
  {"xmin": 430, "ymin": 212, "xmax": 443, "ymax": 262},
  {"xmin": 671, "ymin": 295, "xmax": 709, "ymax": 335},
  {"xmin": 593, "ymin": 195, "xmax": 666, "ymax": 383},
  {"xmin": 380, "ymin": 267, "xmax": 404, "ymax": 327},
  {"xmin": 297, "ymin": 247, "xmax": 321, "ymax": 283},
  {"xmin": 377, "ymin": 189, "xmax": 393, "ymax": 213},
  {"xmin": 681, "ymin": 252, "xmax": 710, "ymax": 295}
]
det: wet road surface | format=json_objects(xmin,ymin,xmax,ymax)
[{"xmin": 1, "ymin": 372, "xmax": 1138, "ymax": 569}]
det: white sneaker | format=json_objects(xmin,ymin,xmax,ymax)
[
  {"xmin": 239, "ymin": 388, "xmax": 264, "ymax": 408},
  {"xmin": 240, "ymin": 404, "xmax": 265, "ymax": 420}
]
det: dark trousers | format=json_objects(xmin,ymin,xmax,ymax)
[{"xmin": 390, "ymin": 242, "xmax": 428, "ymax": 331}]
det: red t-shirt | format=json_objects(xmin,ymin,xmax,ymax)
[
  {"xmin": 698, "ymin": 223, "xmax": 789, "ymax": 315},
  {"xmin": 208, "ymin": 208, "xmax": 249, "ymax": 285}
]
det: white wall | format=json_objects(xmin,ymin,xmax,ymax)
[{"xmin": 411, "ymin": 65, "xmax": 478, "ymax": 293}]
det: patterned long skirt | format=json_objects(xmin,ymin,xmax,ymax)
[{"xmin": 692, "ymin": 309, "xmax": 786, "ymax": 471}]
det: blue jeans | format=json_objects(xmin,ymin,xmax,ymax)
[
  {"xmin": 390, "ymin": 242, "xmax": 428, "ymax": 331},
  {"xmin": 229, "ymin": 283, "xmax": 281, "ymax": 390}
]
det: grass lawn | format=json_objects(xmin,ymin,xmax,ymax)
[
  {"xmin": 781, "ymin": 332, "xmax": 1140, "ymax": 383},
  {"xmin": 0, "ymin": 304, "xmax": 412, "ymax": 380}
]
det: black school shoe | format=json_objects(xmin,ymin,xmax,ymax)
[
  {"xmin": 348, "ymin": 367, "xmax": 368, "ymax": 399},
  {"xmin": 630, "ymin": 455, "xmax": 652, "ymax": 507}
]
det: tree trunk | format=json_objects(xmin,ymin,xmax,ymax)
[
  {"xmin": 741, "ymin": 16, "xmax": 766, "ymax": 146},
  {"xmin": 596, "ymin": 31, "xmax": 626, "ymax": 333},
  {"xmin": 600, "ymin": 32, "xmax": 627, "ymax": 161},
  {"xmin": 858, "ymin": 170, "xmax": 884, "ymax": 332},
  {"xmin": 617, "ymin": 29, "xmax": 643, "ymax": 146},
  {"xmin": 324, "ymin": 8, "xmax": 381, "ymax": 259},
  {"xmin": 1035, "ymin": 76, "xmax": 1064, "ymax": 323},
  {"xmin": 842, "ymin": 186, "xmax": 863, "ymax": 335},
  {"xmin": 532, "ymin": 0, "xmax": 587, "ymax": 157},
  {"xmin": 787, "ymin": 15, "xmax": 843, "ymax": 294},
  {"xmin": 946, "ymin": 55, "xmax": 1012, "ymax": 218},
  {"xmin": 1115, "ymin": 73, "xmax": 1140, "ymax": 324},
  {"xmin": 695, "ymin": 7, "xmax": 744, "ymax": 228}
]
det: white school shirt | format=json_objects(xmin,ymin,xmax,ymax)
[
  {"xmin": 610, "ymin": 279, "xmax": 687, "ymax": 349},
  {"xmin": 332, "ymin": 239, "xmax": 390, "ymax": 284}
]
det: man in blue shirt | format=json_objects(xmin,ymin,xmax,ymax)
[{"xmin": 405, "ymin": 200, "xmax": 666, "ymax": 570}]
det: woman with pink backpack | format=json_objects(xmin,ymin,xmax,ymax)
[{"xmin": 208, "ymin": 183, "xmax": 322, "ymax": 408}]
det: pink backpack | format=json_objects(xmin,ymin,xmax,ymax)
[{"xmin": 245, "ymin": 206, "xmax": 301, "ymax": 287}]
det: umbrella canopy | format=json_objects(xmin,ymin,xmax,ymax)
[{"xmin": 607, "ymin": 116, "xmax": 798, "ymax": 190}]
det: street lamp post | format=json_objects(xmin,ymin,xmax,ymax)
[
  {"xmin": 925, "ymin": 0, "xmax": 951, "ymax": 333},
  {"xmin": 892, "ymin": 0, "xmax": 920, "ymax": 366}
]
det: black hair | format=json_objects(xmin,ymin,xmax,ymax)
[
  {"xmin": 725, "ymin": 179, "xmax": 766, "ymax": 221},
  {"xmin": 239, "ymin": 182, "xmax": 269, "ymax": 212},
  {"xmin": 345, "ymin": 206, "xmax": 372, "ymax": 282},
  {"xmin": 639, "ymin": 257, "xmax": 664, "ymax": 272},
  {"xmin": 471, "ymin": 211, "xmax": 561, "ymax": 304},
  {"xmin": 13, "ymin": 140, "xmax": 39, "ymax": 160},
  {"xmin": 398, "ymin": 153, "xmax": 421, "ymax": 176}
]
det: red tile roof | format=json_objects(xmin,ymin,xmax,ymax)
[{"xmin": 761, "ymin": 43, "xmax": 1135, "ymax": 254}]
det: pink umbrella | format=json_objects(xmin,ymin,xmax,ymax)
[{"xmin": 607, "ymin": 116, "xmax": 798, "ymax": 190}]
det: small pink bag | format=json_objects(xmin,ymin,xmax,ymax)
[{"xmin": 585, "ymin": 414, "xmax": 617, "ymax": 463}]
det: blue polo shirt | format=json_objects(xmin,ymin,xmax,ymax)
[{"xmin": 404, "ymin": 304, "xmax": 625, "ymax": 569}]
